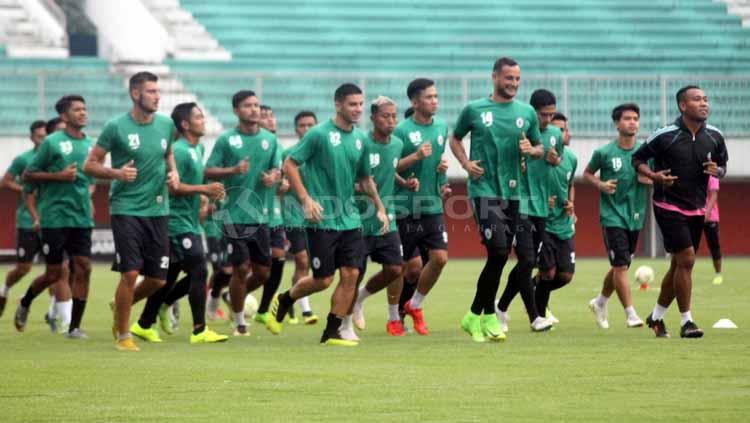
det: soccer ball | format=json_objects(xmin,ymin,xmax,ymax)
[
  {"xmin": 634, "ymin": 265, "xmax": 655, "ymax": 286},
  {"xmin": 244, "ymin": 294, "xmax": 259, "ymax": 318}
]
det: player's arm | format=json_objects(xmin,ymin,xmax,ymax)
[
  {"xmin": 24, "ymin": 142, "xmax": 77, "ymax": 183},
  {"xmin": 632, "ymin": 134, "xmax": 676, "ymax": 186},
  {"xmin": 450, "ymin": 134, "xmax": 484, "ymax": 180},
  {"xmin": 198, "ymin": 195, "xmax": 209, "ymax": 223},
  {"xmin": 204, "ymin": 137, "xmax": 248, "ymax": 179},
  {"xmin": 705, "ymin": 181, "xmax": 718, "ymax": 221},
  {"xmin": 83, "ymin": 145, "xmax": 136, "ymax": 182},
  {"xmin": 23, "ymin": 191, "xmax": 40, "ymax": 231},
  {"xmin": 358, "ymin": 175, "xmax": 389, "ymax": 234},
  {"xmin": 165, "ymin": 146, "xmax": 180, "ymax": 190},
  {"xmin": 397, "ymin": 142, "xmax": 432, "ymax": 172},
  {"xmin": 522, "ymin": 114, "xmax": 544, "ymax": 159},
  {"xmin": 1, "ymin": 172, "xmax": 22, "ymax": 193},
  {"xmin": 284, "ymin": 157, "xmax": 322, "ymax": 223},
  {"xmin": 170, "ymin": 180, "xmax": 224, "ymax": 199}
]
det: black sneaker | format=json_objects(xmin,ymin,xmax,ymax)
[
  {"xmin": 646, "ymin": 313, "xmax": 670, "ymax": 338},
  {"xmin": 680, "ymin": 321, "xmax": 704, "ymax": 338}
]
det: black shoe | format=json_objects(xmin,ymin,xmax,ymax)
[
  {"xmin": 680, "ymin": 321, "xmax": 704, "ymax": 338},
  {"xmin": 0, "ymin": 295, "xmax": 6, "ymax": 318},
  {"xmin": 646, "ymin": 313, "xmax": 670, "ymax": 338}
]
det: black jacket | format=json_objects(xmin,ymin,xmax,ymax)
[{"xmin": 632, "ymin": 117, "xmax": 728, "ymax": 211}]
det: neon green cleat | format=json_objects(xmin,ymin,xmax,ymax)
[
  {"xmin": 190, "ymin": 327, "xmax": 229, "ymax": 344},
  {"xmin": 130, "ymin": 322, "xmax": 163, "ymax": 343},
  {"xmin": 158, "ymin": 304, "xmax": 174, "ymax": 335},
  {"xmin": 287, "ymin": 316, "xmax": 300, "ymax": 325},
  {"xmin": 712, "ymin": 275, "xmax": 723, "ymax": 285},
  {"xmin": 254, "ymin": 312, "xmax": 269, "ymax": 325},
  {"xmin": 265, "ymin": 295, "xmax": 283, "ymax": 335},
  {"xmin": 304, "ymin": 313, "xmax": 319, "ymax": 325},
  {"xmin": 460, "ymin": 311, "xmax": 485, "ymax": 343},
  {"xmin": 321, "ymin": 337, "xmax": 359, "ymax": 347},
  {"xmin": 480, "ymin": 314, "xmax": 506, "ymax": 342}
]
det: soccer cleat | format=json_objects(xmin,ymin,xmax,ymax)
[
  {"xmin": 232, "ymin": 324, "xmax": 250, "ymax": 336},
  {"xmin": 287, "ymin": 316, "xmax": 300, "ymax": 325},
  {"xmin": 339, "ymin": 326, "xmax": 360, "ymax": 342},
  {"xmin": 190, "ymin": 327, "xmax": 229, "ymax": 344},
  {"xmin": 626, "ymin": 315, "xmax": 644, "ymax": 328},
  {"xmin": 353, "ymin": 305, "xmax": 366, "ymax": 331},
  {"xmin": 303, "ymin": 312, "xmax": 319, "ymax": 325},
  {"xmin": 44, "ymin": 312, "xmax": 59, "ymax": 333},
  {"xmin": 115, "ymin": 337, "xmax": 140, "ymax": 352},
  {"xmin": 14, "ymin": 301, "xmax": 29, "ymax": 332},
  {"xmin": 111, "ymin": 324, "xmax": 117, "ymax": 340},
  {"xmin": 266, "ymin": 295, "xmax": 287, "ymax": 335},
  {"xmin": 481, "ymin": 314, "xmax": 506, "ymax": 342},
  {"xmin": 496, "ymin": 310, "xmax": 510, "ymax": 333},
  {"xmin": 385, "ymin": 319, "xmax": 405, "ymax": 336},
  {"xmin": 158, "ymin": 304, "xmax": 174, "ymax": 335},
  {"xmin": 460, "ymin": 312, "xmax": 485, "ymax": 343},
  {"xmin": 403, "ymin": 300, "xmax": 428, "ymax": 335},
  {"xmin": 64, "ymin": 328, "xmax": 89, "ymax": 340},
  {"xmin": 588, "ymin": 298, "xmax": 609, "ymax": 329},
  {"xmin": 680, "ymin": 321, "xmax": 704, "ymax": 338},
  {"xmin": 320, "ymin": 331, "xmax": 359, "ymax": 347},
  {"xmin": 130, "ymin": 322, "xmax": 163, "ymax": 343},
  {"xmin": 546, "ymin": 308, "xmax": 560, "ymax": 324},
  {"xmin": 254, "ymin": 312, "xmax": 269, "ymax": 325},
  {"xmin": 711, "ymin": 275, "xmax": 723, "ymax": 286},
  {"xmin": 646, "ymin": 313, "xmax": 670, "ymax": 338},
  {"xmin": 530, "ymin": 316, "xmax": 554, "ymax": 332},
  {"xmin": 0, "ymin": 295, "xmax": 6, "ymax": 318}
]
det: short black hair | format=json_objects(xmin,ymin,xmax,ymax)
[
  {"xmin": 529, "ymin": 89, "xmax": 556, "ymax": 110},
  {"xmin": 493, "ymin": 56, "xmax": 518, "ymax": 73},
  {"xmin": 29, "ymin": 120, "xmax": 46, "ymax": 134},
  {"xmin": 232, "ymin": 90, "xmax": 256, "ymax": 108},
  {"xmin": 404, "ymin": 107, "xmax": 415, "ymax": 119},
  {"xmin": 611, "ymin": 103, "xmax": 640, "ymax": 122},
  {"xmin": 260, "ymin": 104, "xmax": 272, "ymax": 111},
  {"xmin": 129, "ymin": 71, "xmax": 158, "ymax": 92},
  {"xmin": 45, "ymin": 117, "xmax": 62, "ymax": 134},
  {"xmin": 676, "ymin": 85, "xmax": 702, "ymax": 109},
  {"xmin": 551, "ymin": 112, "xmax": 567, "ymax": 122},
  {"xmin": 171, "ymin": 102, "xmax": 198, "ymax": 134},
  {"xmin": 406, "ymin": 78, "xmax": 434, "ymax": 100},
  {"xmin": 334, "ymin": 83, "xmax": 362, "ymax": 102},
  {"xmin": 294, "ymin": 110, "xmax": 317, "ymax": 125},
  {"xmin": 55, "ymin": 94, "xmax": 85, "ymax": 114}
]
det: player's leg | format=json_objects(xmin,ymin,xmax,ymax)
[
  {"xmin": 206, "ymin": 236, "xmax": 232, "ymax": 320},
  {"xmin": 64, "ymin": 228, "xmax": 92, "ymax": 338},
  {"xmin": 256, "ymin": 227, "xmax": 286, "ymax": 323},
  {"xmin": 534, "ymin": 232, "xmax": 559, "ymax": 319},
  {"xmin": 131, "ymin": 258, "xmax": 180, "ymax": 343},
  {"xmin": 672, "ymin": 215, "xmax": 704, "ymax": 338},
  {"xmin": 508, "ymin": 212, "xmax": 549, "ymax": 331},
  {"xmin": 704, "ymin": 222, "xmax": 722, "ymax": 284},
  {"xmin": 537, "ymin": 235, "xmax": 575, "ymax": 321},
  {"xmin": 287, "ymin": 227, "xmax": 316, "ymax": 323},
  {"xmin": 1, "ymin": 229, "xmax": 40, "ymax": 317},
  {"xmin": 225, "ymin": 225, "xmax": 254, "ymax": 335}
]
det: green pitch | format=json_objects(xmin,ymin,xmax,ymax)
[{"xmin": 1, "ymin": 258, "xmax": 748, "ymax": 422}]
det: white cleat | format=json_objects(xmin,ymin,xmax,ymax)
[
  {"xmin": 626, "ymin": 315, "xmax": 644, "ymax": 328},
  {"xmin": 353, "ymin": 305, "xmax": 366, "ymax": 331},
  {"xmin": 339, "ymin": 326, "xmax": 360, "ymax": 342},
  {"xmin": 546, "ymin": 309, "xmax": 560, "ymax": 324},
  {"xmin": 496, "ymin": 309, "xmax": 510, "ymax": 333},
  {"xmin": 589, "ymin": 298, "xmax": 609, "ymax": 329},
  {"xmin": 530, "ymin": 316, "xmax": 553, "ymax": 332}
]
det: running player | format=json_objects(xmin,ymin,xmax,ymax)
[
  {"xmin": 260, "ymin": 104, "xmax": 277, "ymax": 134},
  {"xmin": 703, "ymin": 176, "xmax": 722, "ymax": 285}
]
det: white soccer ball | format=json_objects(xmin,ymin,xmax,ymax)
[
  {"xmin": 634, "ymin": 265, "xmax": 655, "ymax": 286},
  {"xmin": 244, "ymin": 294, "xmax": 259, "ymax": 318}
]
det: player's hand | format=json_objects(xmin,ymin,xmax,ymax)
[
  {"xmin": 440, "ymin": 184, "xmax": 452, "ymax": 200},
  {"xmin": 117, "ymin": 160, "xmax": 137, "ymax": 182},
  {"xmin": 303, "ymin": 197, "xmax": 323, "ymax": 223},
  {"xmin": 520, "ymin": 156, "xmax": 527, "ymax": 173},
  {"xmin": 545, "ymin": 147, "xmax": 560, "ymax": 166},
  {"xmin": 354, "ymin": 182, "xmax": 363, "ymax": 193},
  {"xmin": 58, "ymin": 163, "xmax": 77, "ymax": 182},
  {"xmin": 463, "ymin": 160, "xmax": 484, "ymax": 180},
  {"xmin": 234, "ymin": 156, "xmax": 250, "ymax": 174},
  {"xmin": 599, "ymin": 179, "xmax": 617, "ymax": 194},
  {"xmin": 167, "ymin": 170, "xmax": 180, "ymax": 190},
  {"xmin": 204, "ymin": 182, "xmax": 225, "ymax": 200},
  {"xmin": 573, "ymin": 213, "xmax": 578, "ymax": 224},
  {"xmin": 548, "ymin": 195, "xmax": 556, "ymax": 211},
  {"xmin": 519, "ymin": 132, "xmax": 533, "ymax": 155},
  {"xmin": 199, "ymin": 195, "xmax": 209, "ymax": 222},
  {"xmin": 261, "ymin": 170, "xmax": 277, "ymax": 187},
  {"xmin": 703, "ymin": 159, "xmax": 719, "ymax": 176},
  {"xmin": 32, "ymin": 218, "xmax": 40, "ymax": 232},
  {"xmin": 376, "ymin": 208, "xmax": 389, "ymax": 235},
  {"xmin": 436, "ymin": 158, "xmax": 449, "ymax": 174},
  {"xmin": 653, "ymin": 169, "xmax": 678, "ymax": 187},
  {"xmin": 406, "ymin": 175, "xmax": 420, "ymax": 192},
  {"xmin": 416, "ymin": 142, "xmax": 432, "ymax": 160},
  {"xmin": 278, "ymin": 177, "xmax": 290, "ymax": 194},
  {"xmin": 704, "ymin": 211, "xmax": 711, "ymax": 223},
  {"xmin": 564, "ymin": 200, "xmax": 574, "ymax": 216},
  {"xmin": 637, "ymin": 174, "xmax": 653, "ymax": 186}
]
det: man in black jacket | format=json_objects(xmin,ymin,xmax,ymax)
[{"xmin": 631, "ymin": 85, "xmax": 728, "ymax": 339}]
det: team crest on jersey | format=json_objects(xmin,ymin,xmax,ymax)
[
  {"xmin": 369, "ymin": 153, "xmax": 380, "ymax": 168},
  {"xmin": 312, "ymin": 257, "xmax": 321, "ymax": 269},
  {"xmin": 408, "ymin": 131, "xmax": 422, "ymax": 146},
  {"xmin": 634, "ymin": 213, "xmax": 640, "ymax": 221},
  {"xmin": 42, "ymin": 244, "xmax": 49, "ymax": 255},
  {"xmin": 437, "ymin": 135, "xmax": 444, "ymax": 146},
  {"xmin": 393, "ymin": 158, "xmax": 398, "ymax": 168},
  {"xmin": 156, "ymin": 195, "xmax": 163, "ymax": 204},
  {"xmin": 509, "ymin": 179, "xmax": 517, "ymax": 189},
  {"xmin": 355, "ymin": 139, "xmax": 362, "ymax": 150},
  {"xmin": 484, "ymin": 228, "xmax": 493, "ymax": 240},
  {"xmin": 189, "ymin": 149, "xmax": 198, "ymax": 161},
  {"xmin": 182, "ymin": 237, "xmax": 192, "ymax": 250},
  {"xmin": 274, "ymin": 207, "xmax": 281, "ymax": 216},
  {"xmin": 229, "ymin": 135, "xmax": 243, "ymax": 148},
  {"xmin": 161, "ymin": 138, "xmax": 168, "ymax": 150},
  {"xmin": 329, "ymin": 132, "xmax": 341, "ymax": 147},
  {"xmin": 516, "ymin": 117, "xmax": 524, "ymax": 128},
  {"xmin": 60, "ymin": 141, "xmax": 73, "ymax": 155},
  {"xmin": 550, "ymin": 136, "xmax": 557, "ymax": 146},
  {"xmin": 261, "ymin": 139, "xmax": 269, "ymax": 150},
  {"xmin": 18, "ymin": 247, "xmax": 25, "ymax": 258}
]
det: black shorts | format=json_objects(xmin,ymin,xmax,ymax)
[
  {"xmin": 16, "ymin": 228, "xmax": 42, "ymax": 263},
  {"xmin": 603, "ymin": 227, "xmax": 640, "ymax": 267},
  {"xmin": 703, "ymin": 221, "xmax": 721, "ymax": 261},
  {"xmin": 472, "ymin": 198, "xmax": 534, "ymax": 259},
  {"xmin": 224, "ymin": 224, "xmax": 271, "ymax": 267},
  {"xmin": 306, "ymin": 228, "xmax": 363, "ymax": 279},
  {"xmin": 41, "ymin": 227, "xmax": 92, "ymax": 265},
  {"xmin": 539, "ymin": 232, "xmax": 576, "ymax": 274},
  {"xmin": 360, "ymin": 231, "xmax": 404, "ymax": 270},
  {"xmin": 285, "ymin": 227, "xmax": 307, "ymax": 255},
  {"xmin": 169, "ymin": 233, "xmax": 205, "ymax": 266},
  {"xmin": 654, "ymin": 206, "xmax": 703, "ymax": 254},
  {"xmin": 270, "ymin": 226, "xmax": 286, "ymax": 250},
  {"xmin": 205, "ymin": 236, "xmax": 229, "ymax": 269},
  {"xmin": 111, "ymin": 215, "xmax": 170, "ymax": 280},
  {"xmin": 397, "ymin": 213, "xmax": 447, "ymax": 261}
]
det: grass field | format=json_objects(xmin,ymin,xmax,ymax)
[{"xmin": 1, "ymin": 257, "xmax": 748, "ymax": 422}]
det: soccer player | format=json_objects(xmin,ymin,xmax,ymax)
[
  {"xmin": 704, "ymin": 176, "xmax": 722, "ymax": 285},
  {"xmin": 344, "ymin": 96, "xmax": 405, "ymax": 338},
  {"xmin": 204, "ymin": 90, "xmax": 280, "ymax": 336},
  {"xmin": 204, "ymin": 197, "xmax": 233, "ymax": 320},
  {"xmin": 268, "ymin": 83, "xmax": 388, "ymax": 346},
  {"xmin": 14, "ymin": 95, "xmax": 95, "ymax": 339},
  {"xmin": 495, "ymin": 88, "xmax": 563, "ymax": 332},
  {"xmin": 584, "ymin": 103, "xmax": 648, "ymax": 329},
  {"xmin": 279, "ymin": 110, "xmax": 319, "ymax": 324},
  {"xmin": 535, "ymin": 112, "xmax": 577, "ymax": 321},
  {"xmin": 129, "ymin": 102, "xmax": 227, "ymax": 343},
  {"xmin": 391, "ymin": 78, "xmax": 450, "ymax": 336},
  {"xmin": 83, "ymin": 72, "xmax": 180, "ymax": 351},
  {"xmin": 260, "ymin": 104, "xmax": 277, "ymax": 134},
  {"xmin": 632, "ymin": 85, "xmax": 728, "ymax": 338},
  {"xmin": 451, "ymin": 56, "xmax": 548, "ymax": 343}
]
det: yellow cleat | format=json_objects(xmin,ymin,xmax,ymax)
[
  {"xmin": 190, "ymin": 327, "xmax": 229, "ymax": 344},
  {"xmin": 304, "ymin": 314, "xmax": 319, "ymax": 325},
  {"xmin": 266, "ymin": 295, "xmax": 283, "ymax": 335},
  {"xmin": 130, "ymin": 322, "xmax": 163, "ymax": 343},
  {"xmin": 321, "ymin": 337, "xmax": 359, "ymax": 347},
  {"xmin": 712, "ymin": 275, "xmax": 723, "ymax": 285},
  {"xmin": 287, "ymin": 316, "xmax": 300, "ymax": 325},
  {"xmin": 115, "ymin": 337, "xmax": 140, "ymax": 352}
]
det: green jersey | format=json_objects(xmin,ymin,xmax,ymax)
[
  {"xmin": 288, "ymin": 119, "xmax": 370, "ymax": 231},
  {"xmin": 586, "ymin": 140, "xmax": 648, "ymax": 231},
  {"xmin": 169, "ymin": 138, "xmax": 205, "ymax": 236},
  {"xmin": 97, "ymin": 113, "xmax": 175, "ymax": 217},
  {"xmin": 356, "ymin": 133, "xmax": 403, "ymax": 237},
  {"xmin": 520, "ymin": 125, "xmax": 564, "ymax": 218},
  {"xmin": 453, "ymin": 98, "xmax": 541, "ymax": 200},
  {"xmin": 7, "ymin": 149, "xmax": 37, "ymax": 229},
  {"xmin": 203, "ymin": 201, "xmax": 224, "ymax": 238},
  {"xmin": 205, "ymin": 127, "xmax": 280, "ymax": 226},
  {"xmin": 26, "ymin": 130, "xmax": 94, "ymax": 228},
  {"xmin": 281, "ymin": 147, "xmax": 305, "ymax": 228},
  {"xmin": 392, "ymin": 116, "xmax": 448, "ymax": 218},
  {"xmin": 546, "ymin": 149, "xmax": 577, "ymax": 240}
]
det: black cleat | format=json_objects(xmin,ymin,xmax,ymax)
[
  {"xmin": 646, "ymin": 313, "xmax": 670, "ymax": 338},
  {"xmin": 680, "ymin": 321, "xmax": 704, "ymax": 338}
]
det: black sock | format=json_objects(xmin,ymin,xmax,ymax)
[
  {"xmin": 192, "ymin": 323, "xmax": 206, "ymax": 335},
  {"xmin": 549, "ymin": 274, "xmax": 570, "ymax": 291},
  {"xmin": 187, "ymin": 261, "xmax": 208, "ymax": 330},
  {"xmin": 496, "ymin": 267, "xmax": 519, "ymax": 312},
  {"xmin": 512, "ymin": 259, "xmax": 539, "ymax": 323},
  {"xmin": 275, "ymin": 291, "xmax": 293, "ymax": 322},
  {"xmin": 471, "ymin": 249, "xmax": 508, "ymax": 315},
  {"xmin": 164, "ymin": 275, "xmax": 190, "ymax": 306},
  {"xmin": 258, "ymin": 258, "xmax": 284, "ymax": 314},
  {"xmin": 534, "ymin": 275, "xmax": 551, "ymax": 317},
  {"xmin": 20, "ymin": 286, "xmax": 39, "ymax": 308},
  {"xmin": 399, "ymin": 278, "xmax": 416, "ymax": 312},
  {"xmin": 69, "ymin": 299, "xmax": 86, "ymax": 331},
  {"xmin": 210, "ymin": 271, "xmax": 231, "ymax": 298},
  {"xmin": 322, "ymin": 313, "xmax": 343, "ymax": 339},
  {"xmin": 138, "ymin": 267, "xmax": 178, "ymax": 328}
]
